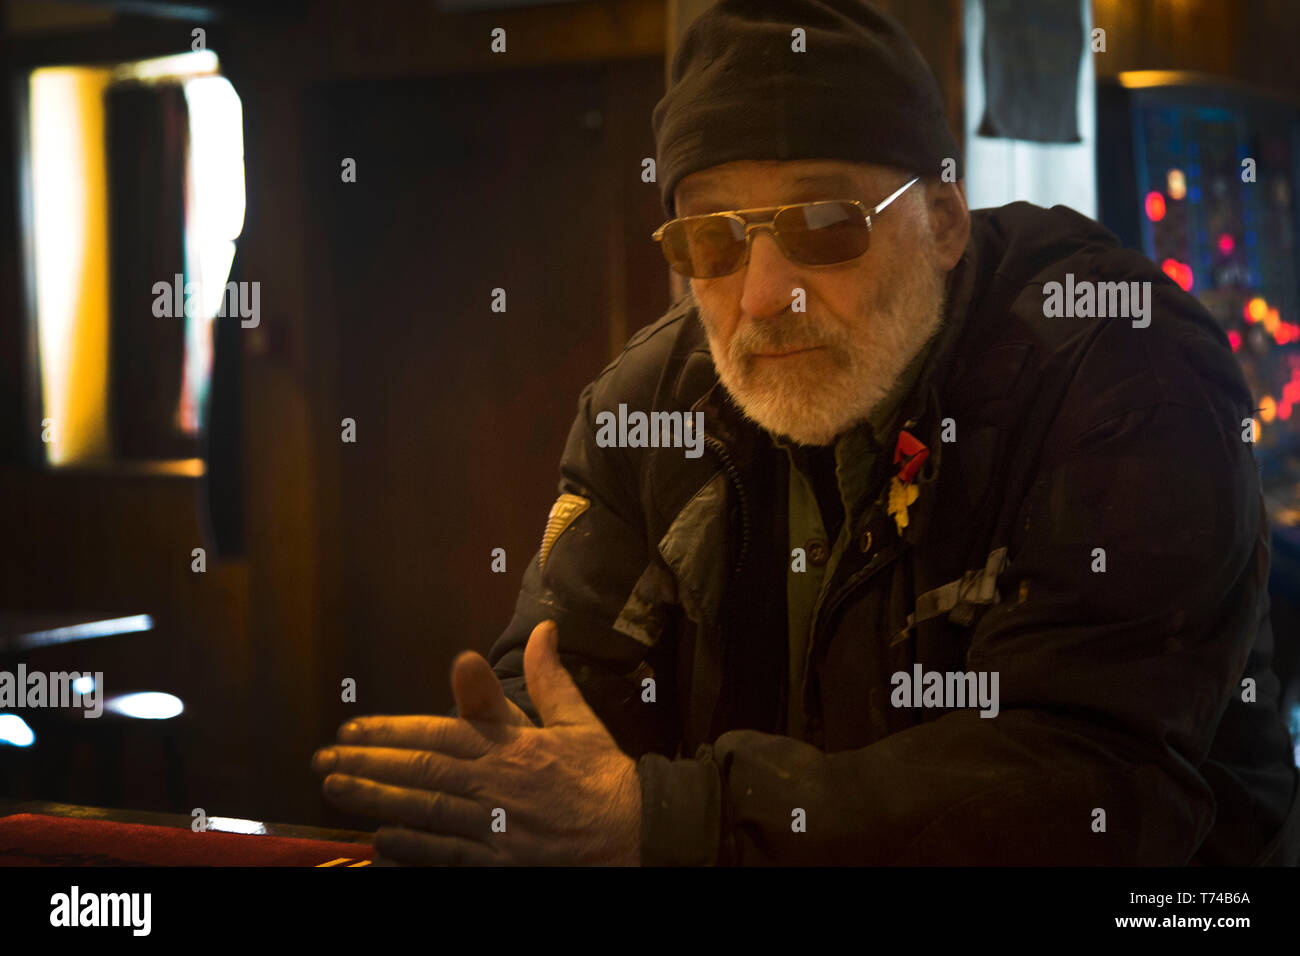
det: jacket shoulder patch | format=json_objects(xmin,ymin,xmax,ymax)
[{"xmin": 540, "ymin": 493, "xmax": 591, "ymax": 572}]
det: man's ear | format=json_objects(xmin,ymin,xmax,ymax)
[{"xmin": 924, "ymin": 177, "xmax": 970, "ymax": 272}]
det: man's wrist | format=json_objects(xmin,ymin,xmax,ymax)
[
  {"xmin": 604, "ymin": 755, "xmax": 643, "ymax": 866},
  {"xmin": 636, "ymin": 749, "xmax": 723, "ymax": 866}
]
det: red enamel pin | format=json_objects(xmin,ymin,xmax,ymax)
[
  {"xmin": 888, "ymin": 429, "xmax": 929, "ymax": 535},
  {"xmin": 893, "ymin": 429, "xmax": 929, "ymax": 483}
]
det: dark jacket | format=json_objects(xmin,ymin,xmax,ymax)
[{"xmin": 487, "ymin": 201, "xmax": 1300, "ymax": 865}]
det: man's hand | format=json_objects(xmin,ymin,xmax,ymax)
[{"xmin": 311, "ymin": 620, "xmax": 641, "ymax": 865}]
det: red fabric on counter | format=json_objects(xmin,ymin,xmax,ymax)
[{"xmin": 0, "ymin": 813, "xmax": 375, "ymax": 866}]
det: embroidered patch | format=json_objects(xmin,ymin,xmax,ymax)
[{"xmin": 539, "ymin": 493, "xmax": 590, "ymax": 572}]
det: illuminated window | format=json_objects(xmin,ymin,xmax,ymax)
[{"xmin": 25, "ymin": 50, "xmax": 244, "ymax": 468}]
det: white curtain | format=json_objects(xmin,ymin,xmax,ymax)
[{"xmin": 964, "ymin": 0, "xmax": 1097, "ymax": 217}]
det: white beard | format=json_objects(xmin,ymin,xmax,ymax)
[{"xmin": 698, "ymin": 255, "xmax": 949, "ymax": 447}]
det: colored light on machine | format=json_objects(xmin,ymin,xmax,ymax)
[
  {"xmin": 1145, "ymin": 191, "xmax": 1167, "ymax": 221},
  {"xmin": 1246, "ymin": 297, "xmax": 1269, "ymax": 322},
  {"xmin": 1279, "ymin": 370, "xmax": 1300, "ymax": 422},
  {"xmin": 1227, "ymin": 329, "xmax": 1242, "ymax": 351},
  {"xmin": 1217, "ymin": 233, "xmax": 1235, "ymax": 255},
  {"xmin": 1166, "ymin": 168, "xmax": 1187, "ymax": 200},
  {"xmin": 1161, "ymin": 258, "xmax": 1193, "ymax": 291},
  {"xmin": 1275, "ymin": 322, "xmax": 1300, "ymax": 345}
]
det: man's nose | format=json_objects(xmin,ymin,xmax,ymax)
[{"xmin": 738, "ymin": 228, "xmax": 802, "ymax": 319}]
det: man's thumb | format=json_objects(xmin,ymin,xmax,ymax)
[
  {"xmin": 451, "ymin": 651, "xmax": 530, "ymax": 725},
  {"xmin": 523, "ymin": 620, "xmax": 596, "ymax": 727}
]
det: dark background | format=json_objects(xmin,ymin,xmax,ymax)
[{"xmin": 0, "ymin": 0, "xmax": 1296, "ymax": 829}]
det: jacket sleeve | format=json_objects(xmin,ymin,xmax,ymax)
[
  {"xmin": 480, "ymin": 374, "xmax": 681, "ymax": 760},
  {"xmin": 638, "ymin": 323, "xmax": 1276, "ymax": 865}
]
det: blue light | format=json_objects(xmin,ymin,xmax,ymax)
[
  {"xmin": 0, "ymin": 714, "xmax": 35, "ymax": 747},
  {"xmin": 105, "ymin": 692, "xmax": 184, "ymax": 720},
  {"xmin": 1290, "ymin": 704, "xmax": 1300, "ymax": 767},
  {"xmin": 1189, "ymin": 186, "xmax": 1202, "ymax": 203},
  {"xmin": 1246, "ymin": 231, "xmax": 1258, "ymax": 247},
  {"xmin": 16, "ymin": 614, "xmax": 153, "ymax": 649}
]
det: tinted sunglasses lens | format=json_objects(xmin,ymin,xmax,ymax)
[
  {"xmin": 777, "ymin": 202, "xmax": 870, "ymax": 264},
  {"xmin": 662, "ymin": 215, "xmax": 747, "ymax": 278}
]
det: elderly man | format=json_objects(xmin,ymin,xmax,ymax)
[{"xmin": 312, "ymin": 0, "xmax": 1299, "ymax": 865}]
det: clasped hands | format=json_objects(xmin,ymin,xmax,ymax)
[{"xmin": 311, "ymin": 620, "xmax": 641, "ymax": 865}]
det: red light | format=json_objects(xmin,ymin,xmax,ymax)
[
  {"xmin": 1227, "ymin": 329, "xmax": 1242, "ymax": 351},
  {"xmin": 1217, "ymin": 234, "xmax": 1235, "ymax": 255},
  {"xmin": 1162, "ymin": 259, "xmax": 1193, "ymax": 291},
  {"xmin": 1145, "ymin": 192, "xmax": 1167, "ymax": 222}
]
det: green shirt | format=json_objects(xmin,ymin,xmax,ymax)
[{"xmin": 776, "ymin": 338, "xmax": 935, "ymax": 740}]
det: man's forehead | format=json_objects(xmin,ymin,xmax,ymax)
[{"xmin": 675, "ymin": 160, "xmax": 883, "ymax": 212}]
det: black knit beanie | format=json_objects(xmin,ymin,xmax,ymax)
[{"xmin": 652, "ymin": 0, "xmax": 962, "ymax": 218}]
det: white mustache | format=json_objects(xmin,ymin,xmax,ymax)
[{"xmin": 734, "ymin": 323, "xmax": 833, "ymax": 356}]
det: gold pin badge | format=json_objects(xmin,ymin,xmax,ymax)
[
  {"xmin": 887, "ymin": 475, "xmax": 919, "ymax": 536},
  {"xmin": 539, "ymin": 493, "xmax": 590, "ymax": 571}
]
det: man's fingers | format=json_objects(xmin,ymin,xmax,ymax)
[
  {"xmin": 315, "ymin": 745, "xmax": 478, "ymax": 794},
  {"xmin": 335, "ymin": 715, "xmax": 491, "ymax": 757},
  {"xmin": 373, "ymin": 825, "xmax": 501, "ymax": 866},
  {"xmin": 321, "ymin": 772, "xmax": 488, "ymax": 840}
]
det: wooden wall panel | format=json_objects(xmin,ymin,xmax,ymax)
[{"xmin": 1094, "ymin": 0, "xmax": 1300, "ymax": 98}]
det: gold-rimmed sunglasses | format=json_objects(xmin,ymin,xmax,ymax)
[{"xmin": 652, "ymin": 176, "xmax": 920, "ymax": 279}]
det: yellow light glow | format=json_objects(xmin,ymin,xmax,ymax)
[
  {"xmin": 1259, "ymin": 395, "xmax": 1277, "ymax": 423},
  {"xmin": 1166, "ymin": 168, "xmax": 1187, "ymax": 200},
  {"xmin": 30, "ymin": 66, "xmax": 113, "ymax": 465},
  {"xmin": 29, "ymin": 51, "xmax": 226, "ymax": 462}
]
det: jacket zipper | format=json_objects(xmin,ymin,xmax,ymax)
[
  {"xmin": 801, "ymin": 415, "xmax": 919, "ymax": 720},
  {"xmin": 704, "ymin": 434, "xmax": 750, "ymax": 581}
]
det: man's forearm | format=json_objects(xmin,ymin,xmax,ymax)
[{"xmin": 635, "ymin": 713, "xmax": 1215, "ymax": 866}]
